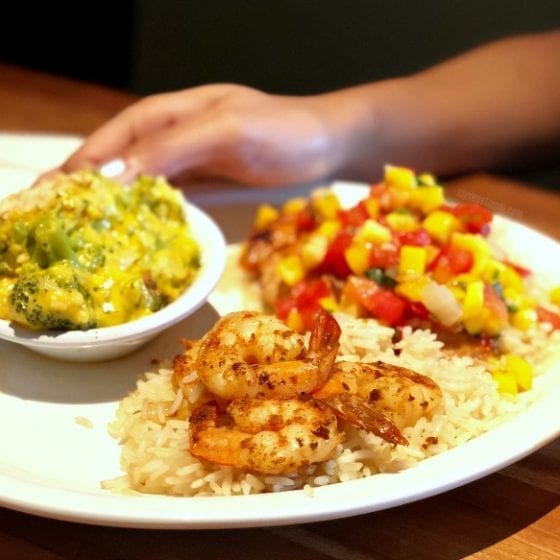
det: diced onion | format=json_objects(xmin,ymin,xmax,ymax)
[{"xmin": 421, "ymin": 281, "xmax": 462, "ymax": 326}]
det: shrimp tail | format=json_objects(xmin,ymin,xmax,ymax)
[
  {"xmin": 322, "ymin": 393, "xmax": 408, "ymax": 446},
  {"xmin": 308, "ymin": 310, "xmax": 341, "ymax": 386}
]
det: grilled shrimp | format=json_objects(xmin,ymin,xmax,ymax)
[
  {"xmin": 313, "ymin": 361, "xmax": 443, "ymax": 444},
  {"xmin": 195, "ymin": 310, "xmax": 340, "ymax": 400},
  {"xmin": 189, "ymin": 397, "xmax": 342, "ymax": 474}
]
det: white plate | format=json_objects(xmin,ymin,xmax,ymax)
[{"xmin": 0, "ymin": 133, "xmax": 559, "ymax": 529}]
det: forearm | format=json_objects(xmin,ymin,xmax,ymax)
[{"xmin": 314, "ymin": 29, "xmax": 560, "ymax": 180}]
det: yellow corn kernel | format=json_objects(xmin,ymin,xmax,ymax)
[
  {"xmin": 384, "ymin": 165, "xmax": 417, "ymax": 189},
  {"xmin": 276, "ymin": 255, "xmax": 305, "ymax": 286},
  {"xmin": 282, "ymin": 197, "xmax": 307, "ymax": 215},
  {"xmin": 395, "ymin": 276, "xmax": 429, "ymax": 302},
  {"xmin": 316, "ymin": 219, "xmax": 341, "ymax": 240},
  {"xmin": 300, "ymin": 234, "xmax": 329, "ymax": 269},
  {"xmin": 492, "ymin": 371, "xmax": 518, "ymax": 395},
  {"xmin": 408, "ymin": 186, "xmax": 445, "ymax": 214},
  {"xmin": 312, "ymin": 191, "xmax": 341, "ymax": 219},
  {"xmin": 550, "ymin": 285, "xmax": 560, "ymax": 306},
  {"xmin": 399, "ymin": 245, "xmax": 428, "ymax": 281},
  {"xmin": 462, "ymin": 280, "xmax": 484, "ymax": 319},
  {"xmin": 344, "ymin": 243, "xmax": 371, "ymax": 275},
  {"xmin": 355, "ymin": 219, "xmax": 392, "ymax": 244},
  {"xmin": 319, "ymin": 296, "xmax": 338, "ymax": 312},
  {"xmin": 253, "ymin": 204, "xmax": 279, "ymax": 230},
  {"xmin": 385, "ymin": 211, "xmax": 419, "ymax": 232},
  {"xmin": 285, "ymin": 308, "xmax": 304, "ymax": 333},
  {"xmin": 422, "ymin": 211, "xmax": 460, "ymax": 244},
  {"xmin": 504, "ymin": 354, "xmax": 533, "ymax": 391},
  {"xmin": 363, "ymin": 197, "xmax": 380, "ymax": 219}
]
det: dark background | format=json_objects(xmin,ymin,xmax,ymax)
[{"xmin": 1, "ymin": 0, "xmax": 559, "ymax": 185}]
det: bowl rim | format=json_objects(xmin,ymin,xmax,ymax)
[{"xmin": 0, "ymin": 197, "xmax": 226, "ymax": 350}]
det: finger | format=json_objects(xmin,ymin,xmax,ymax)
[{"xmin": 62, "ymin": 86, "xmax": 235, "ymax": 173}]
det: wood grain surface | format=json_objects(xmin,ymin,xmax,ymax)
[{"xmin": 0, "ymin": 63, "xmax": 558, "ymax": 560}]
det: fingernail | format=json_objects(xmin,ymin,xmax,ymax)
[{"xmin": 99, "ymin": 159, "xmax": 127, "ymax": 178}]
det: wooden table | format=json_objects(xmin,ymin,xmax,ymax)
[{"xmin": 0, "ymin": 63, "xmax": 558, "ymax": 560}]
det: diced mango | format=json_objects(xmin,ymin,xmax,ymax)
[
  {"xmin": 492, "ymin": 371, "xmax": 518, "ymax": 395},
  {"xmin": 355, "ymin": 219, "xmax": 392, "ymax": 244},
  {"xmin": 344, "ymin": 242, "xmax": 371, "ymax": 275},
  {"xmin": 550, "ymin": 285, "xmax": 560, "ymax": 306},
  {"xmin": 422, "ymin": 211, "xmax": 460, "ymax": 244},
  {"xmin": 408, "ymin": 186, "xmax": 445, "ymax": 214},
  {"xmin": 319, "ymin": 296, "xmax": 338, "ymax": 312},
  {"xmin": 384, "ymin": 165, "xmax": 417, "ymax": 190},
  {"xmin": 462, "ymin": 280, "xmax": 484, "ymax": 319},
  {"xmin": 385, "ymin": 211, "xmax": 418, "ymax": 232},
  {"xmin": 395, "ymin": 276, "xmax": 429, "ymax": 302},
  {"xmin": 300, "ymin": 234, "xmax": 329, "ymax": 269},
  {"xmin": 316, "ymin": 219, "xmax": 341, "ymax": 240},
  {"xmin": 510, "ymin": 308, "xmax": 537, "ymax": 331},
  {"xmin": 285, "ymin": 308, "xmax": 304, "ymax": 333},
  {"xmin": 504, "ymin": 354, "xmax": 533, "ymax": 391},
  {"xmin": 363, "ymin": 197, "xmax": 380, "ymax": 219},
  {"xmin": 399, "ymin": 245, "xmax": 428, "ymax": 281},
  {"xmin": 276, "ymin": 255, "xmax": 305, "ymax": 286},
  {"xmin": 282, "ymin": 197, "xmax": 307, "ymax": 215},
  {"xmin": 312, "ymin": 191, "xmax": 341, "ymax": 219},
  {"xmin": 253, "ymin": 204, "xmax": 279, "ymax": 230}
]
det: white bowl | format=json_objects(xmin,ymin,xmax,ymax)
[{"xmin": 0, "ymin": 200, "xmax": 226, "ymax": 362}]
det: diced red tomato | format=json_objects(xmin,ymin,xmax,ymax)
[
  {"xmin": 369, "ymin": 244, "xmax": 399, "ymax": 269},
  {"xmin": 366, "ymin": 290, "xmax": 407, "ymax": 326},
  {"xmin": 395, "ymin": 228, "xmax": 432, "ymax": 247},
  {"xmin": 444, "ymin": 203, "xmax": 493, "ymax": 235},
  {"xmin": 295, "ymin": 206, "xmax": 316, "ymax": 232},
  {"xmin": 319, "ymin": 231, "xmax": 353, "ymax": 277},
  {"xmin": 342, "ymin": 276, "xmax": 406, "ymax": 325},
  {"xmin": 536, "ymin": 306, "xmax": 560, "ymax": 329},
  {"xmin": 337, "ymin": 201, "xmax": 369, "ymax": 228},
  {"xmin": 274, "ymin": 296, "xmax": 296, "ymax": 321},
  {"xmin": 406, "ymin": 301, "xmax": 430, "ymax": 321},
  {"xmin": 429, "ymin": 246, "xmax": 474, "ymax": 283},
  {"xmin": 291, "ymin": 278, "xmax": 331, "ymax": 308}
]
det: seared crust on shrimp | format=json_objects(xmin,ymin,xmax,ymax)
[
  {"xmin": 195, "ymin": 310, "xmax": 339, "ymax": 400},
  {"xmin": 314, "ymin": 361, "xmax": 443, "ymax": 437},
  {"xmin": 189, "ymin": 397, "xmax": 342, "ymax": 474}
]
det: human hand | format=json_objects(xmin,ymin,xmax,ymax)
[{"xmin": 60, "ymin": 84, "xmax": 341, "ymax": 187}]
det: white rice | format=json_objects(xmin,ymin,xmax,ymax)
[{"xmin": 102, "ymin": 312, "xmax": 556, "ymax": 497}]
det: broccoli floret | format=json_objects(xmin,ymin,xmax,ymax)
[
  {"xmin": 27, "ymin": 214, "xmax": 79, "ymax": 269},
  {"xmin": 8, "ymin": 263, "xmax": 96, "ymax": 331}
]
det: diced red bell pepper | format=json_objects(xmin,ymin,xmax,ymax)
[
  {"xmin": 369, "ymin": 244, "xmax": 399, "ymax": 269},
  {"xmin": 444, "ymin": 203, "xmax": 493, "ymax": 235},
  {"xmin": 536, "ymin": 306, "xmax": 560, "ymax": 329},
  {"xmin": 429, "ymin": 245, "xmax": 474, "ymax": 283},
  {"xmin": 319, "ymin": 230, "xmax": 353, "ymax": 277},
  {"xmin": 292, "ymin": 278, "xmax": 331, "ymax": 308},
  {"xmin": 396, "ymin": 228, "xmax": 432, "ymax": 247},
  {"xmin": 295, "ymin": 206, "xmax": 316, "ymax": 232},
  {"xmin": 343, "ymin": 276, "xmax": 406, "ymax": 325},
  {"xmin": 366, "ymin": 289, "xmax": 407, "ymax": 326},
  {"xmin": 337, "ymin": 201, "xmax": 369, "ymax": 228}
]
